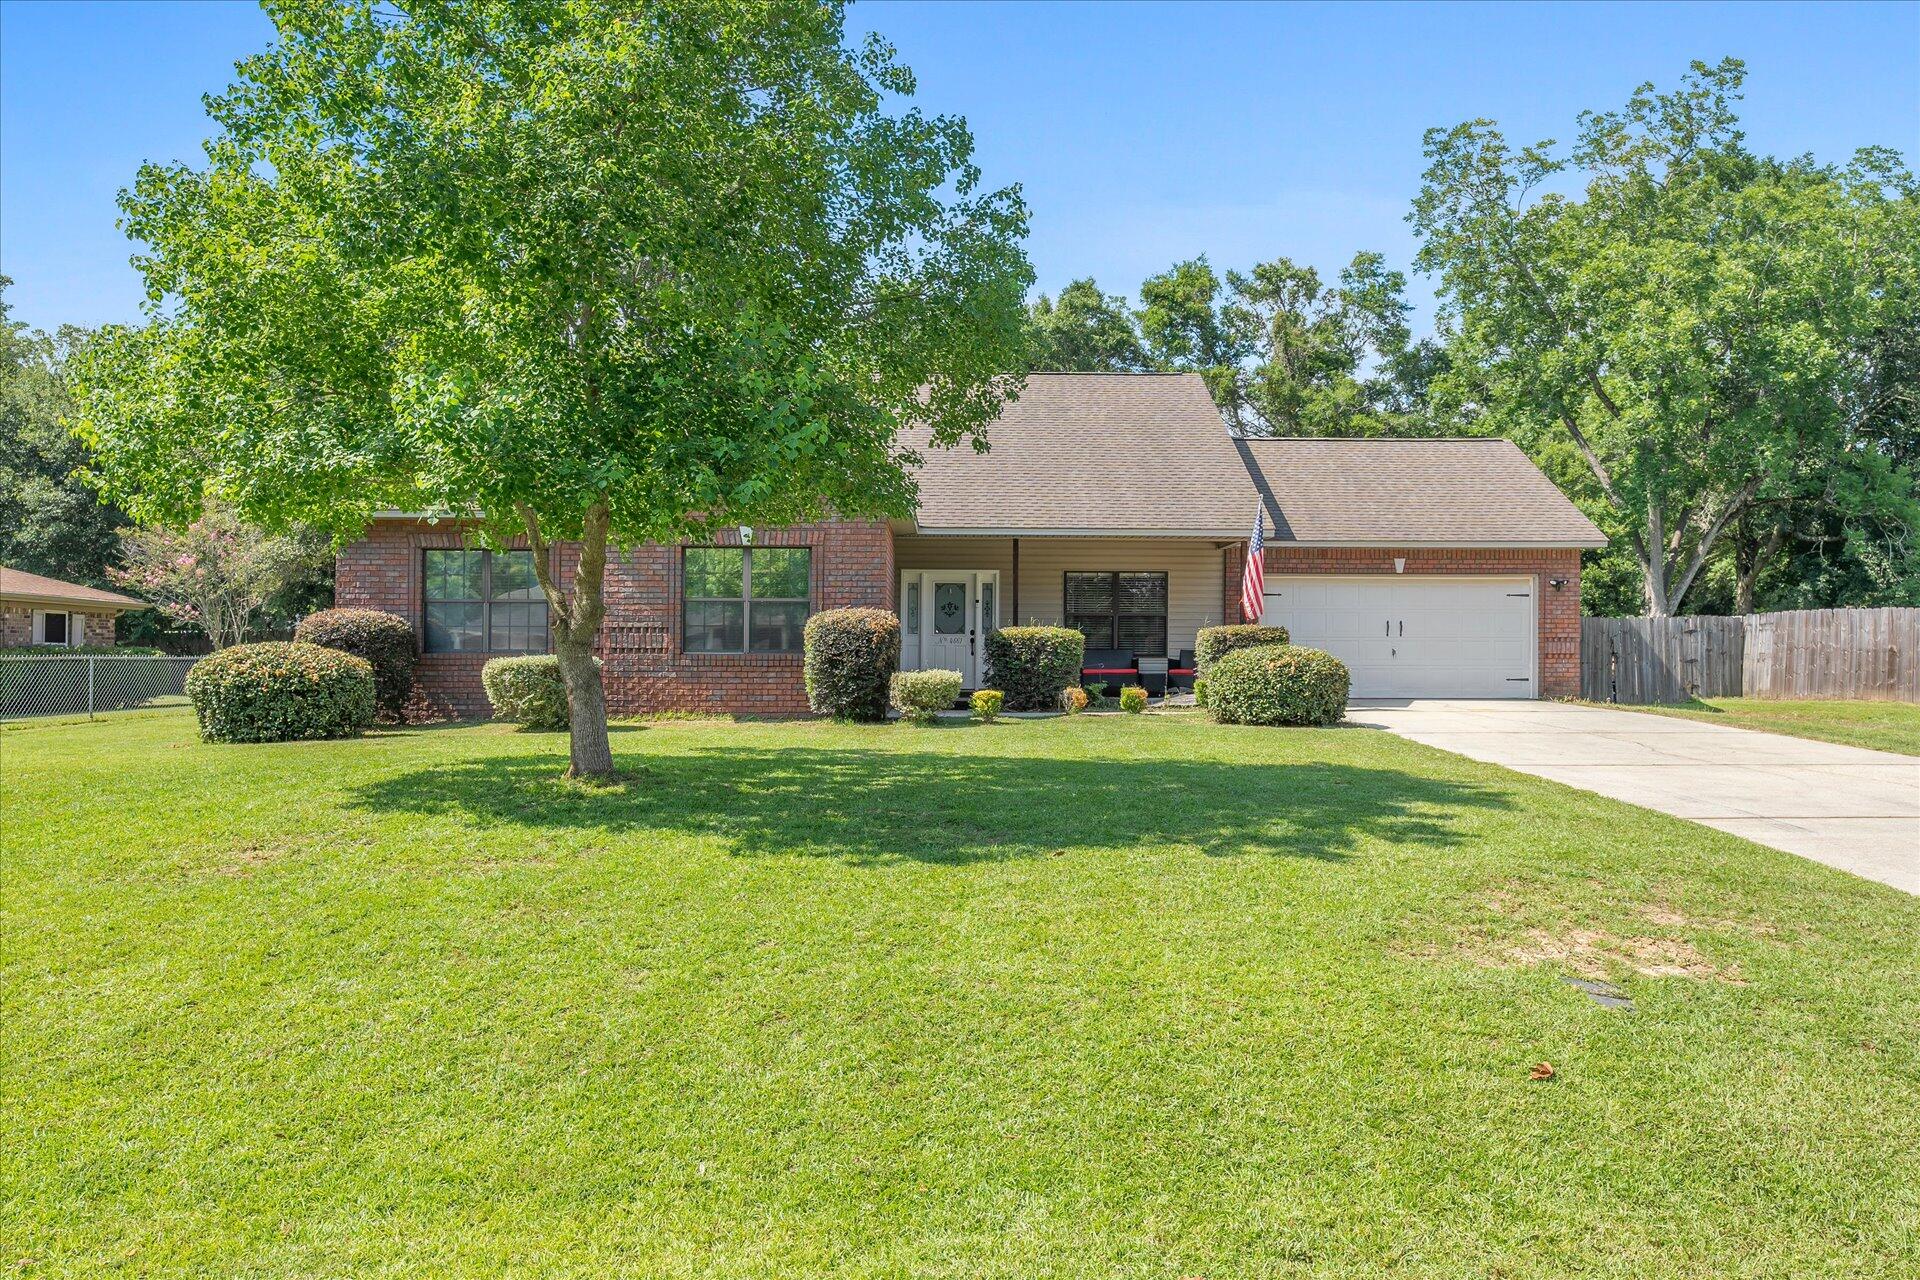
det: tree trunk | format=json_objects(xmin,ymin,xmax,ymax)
[{"xmin": 522, "ymin": 500, "xmax": 617, "ymax": 779}]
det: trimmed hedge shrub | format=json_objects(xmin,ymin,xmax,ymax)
[
  {"xmin": 1195, "ymin": 624, "xmax": 1291, "ymax": 671},
  {"xmin": 803, "ymin": 607, "xmax": 901, "ymax": 721},
  {"xmin": 185, "ymin": 642, "xmax": 375, "ymax": 743},
  {"xmin": 890, "ymin": 669, "xmax": 962, "ymax": 724},
  {"xmin": 294, "ymin": 608, "xmax": 418, "ymax": 721},
  {"xmin": 1205, "ymin": 645, "xmax": 1349, "ymax": 727},
  {"xmin": 985, "ymin": 626, "xmax": 1085, "ymax": 711},
  {"xmin": 481, "ymin": 655, "xmax": 591, "ymax": 731},
  {"xmin": 970, "ymin": 689, "xmax": 1004, "ymax": 722},
  {"xmin": 1119, "ymin": 685, "xmax": 1148, "ymax": 714}
]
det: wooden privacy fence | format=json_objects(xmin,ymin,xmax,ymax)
[{"xmin": 1581, "ymin": 607, "xmax": 1920, "ymax": 704}]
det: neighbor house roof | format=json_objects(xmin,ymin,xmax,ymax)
[
  {"xmin": 902, "ymin": 373, "xmax": 1606, "ymax": 546},
  {"xmin": 0, "ymin": 565, "xmax": 149, "ymax": 611},
  {"xmin": 902, "ymin": 373, "xmax": 1255, "ymax": 536},
  {"xmin": 1235, "ymin": 437, "xmax": 1608, "ymax": 547}
]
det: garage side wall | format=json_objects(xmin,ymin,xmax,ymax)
[{"xmin": 1224, "ymin": 545, "xmax": 1583, "ymax": 698}]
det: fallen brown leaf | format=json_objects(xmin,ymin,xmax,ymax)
[{"xmin": 1529, "ymin": 1061, "xmax": 1555, "ymax": 1081}]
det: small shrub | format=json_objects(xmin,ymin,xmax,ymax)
[
  {"xmin": 1205, "ymin": 645, "xmax": 1349, "ymax": 726},
  {"xmin": 1195, "ymin": 624, "xmax": 1291, "ymax": 672},
  {"xmin": 970, "ymin": 689, "xmax": 1004, "ymax": 722},
  {"xmin": 985, "ymin": 626, "xmax": 1085, "ymax": 711},
  {"xmin": 1119, "ymin": 685, "xmax": 1147, "ymax": 714},
  {"xmin": 1193, "ymin": 677, "xmax": 1210, "ymax": 708},
  {"xmin": 803, "ymin": 607, "xmax": 901, "ymax": 721},
  {"xmin": 186, "ymin": 642, "xmax": 375, "ymax": 743},
  {"xmin": 891, "ymin": 669, "xmax": 963, "ymax": 724},
  {"xmin": 482, "ymin": 655, "xmax": 594, "ymax": 731},
  {"xmin": 1060, "ymin": 686, "xmax": 1089, "ymax": 715},
  {"xmin": 1081, "ymin": 683, "xmax": 1109, "ymax": 709},
  {"xmin": 294, "ymin": 608, "xmax": 418, "ymax": 720}
]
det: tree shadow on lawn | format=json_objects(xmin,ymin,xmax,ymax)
[{"xmin": 349, "ymin": 744, "xmax": 1513, "ymax": 866}]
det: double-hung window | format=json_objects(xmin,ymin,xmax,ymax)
[
  {"xmin": 683, "ymin": 546, "xmax": 811, "ymax": 653},
  {"xmin": 423, "ymin": 549, "xmax": 549, "ymax": 653},
  {"xmin": 1064, "ymin": 571, "xmax": 1168, "ymax": 657}
]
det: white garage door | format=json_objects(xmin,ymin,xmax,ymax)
[{"xmin": 1262, "ymin": 576, "xmax": 1537, "ymax": 698}]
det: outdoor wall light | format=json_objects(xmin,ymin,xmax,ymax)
[{"xmin": 1549, "ymin": 577, "xmax": 1569, "ymax": 589}]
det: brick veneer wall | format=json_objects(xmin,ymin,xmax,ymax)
[
  {"xmin": 1222, "ymin": 544, "xmax": 1584, "ymax": 698},
  {"xmin": 335, "ymin": 518, "xmax": 895, "ymax": 717},
  {"xmin": 0, "ymin": 604, "xmax": 120, "ymax": 648}
]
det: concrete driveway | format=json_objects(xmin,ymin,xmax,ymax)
[{"xmin": 1347, "ymin": 699, "xmax": 1920, "ymax": 894}]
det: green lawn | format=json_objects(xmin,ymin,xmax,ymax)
[
  {"xmin": 1597, "ymin": 696, "xmax": 1920, "ymax": 756},
  {"xmin": 4, "ymin": 710, "xmax": 1917, "ymax": 1278}
]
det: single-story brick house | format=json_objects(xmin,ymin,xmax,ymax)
[
  {"xmin": 0, "ymin": 565, "xmax": 148, "ymax": 648},
  {"xmin": 336, "ymin": 373, "xmax": 1605, "ymax": 716}
]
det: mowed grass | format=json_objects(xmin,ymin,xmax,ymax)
[
  {"xmin": 4, "ymin": 710, "xmax": 1918, "ymax": 1279},
  {"xmin": 1596, "ymin": 696, "xmax": 1920, "ymax": 756}
]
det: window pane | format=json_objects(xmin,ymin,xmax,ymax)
[
  {"xmin": 684, "ymin": 599, "xmax": 744, "ymax": 652},
  {"xmin": 488, "ymin": 601, "xmax": 549, "ymax": 652},
  {"xmin": 1064, "ymin": 572, "xmax": 1114, "ymax": 615},
  {"xmin": 905, "ymin": 583, "xmax": 920, "ymax": 634},
  {"xmin": 1067, "ymin": 614, "xmax": 1115, "ymax": 649},
  {"xmin": 425, "ymin": 549, "xmax": 484, "ymax": 601},
  {"xmin": 490, "ymin": 551, "xmax": 542, "ymax": 601},
  {"xmin": 749, "ymin": 600, "xmax": 809, "ymax": 653},
  {"xmin": 43, "ymin": 612, "xmax": 68, "ymax": 644},
  {"xmin": 1116, "ymin": 615, "xmax": 1167, "ymax": 658},
  {"xmin": 933, "ymin": 582, "xmax": 967, "ymax": 634},
  {"xmin": 980, "ymin": 583, "xmax": 995, "ymax": 633},
  {"xmin": 750, "ymin": 547, "xmax": 809, "ymax": 599},
  {"xmin": 685, "ymin": 548, "xmax": 744, "ymax": 598},
  {"xmin": 425, "ymin": 602, "xmax": 484, "ymax": 652},
  {"xmin": 1117, "ymin": 573, "xmax": 1168, "ymax": 614}
]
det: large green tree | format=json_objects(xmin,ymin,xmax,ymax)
[
  {"xmin": 1413, "ymin": 58, "xmax": 1919, "ymax": 616},
  {"xmin": 73, "ymin": 0, "xmax": 1031, "ymax": 775},
  {"xmin": 0, "ymin": 282, "xmax": 123, "ymax": 588},
  {"xmin": 1025, "ymin": 278, "xmax": 1151, "ymax": 372}
]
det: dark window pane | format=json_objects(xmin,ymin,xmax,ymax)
[
  {"xmin": 685, "ymin": 599, "xmax": 744, "ymax": 652},
  {"xmin": 1117, "ymin": 573, "xmax": 1168, "ymax": 614},
  {"xmin": 749, "ymin": 600, "xmax": 809, "ymax": 653},
  {"xmin": 488, "ymin": 601, "xmax": 549, "ymax": 652},
  {"xmin": 933, "ymin": 582, "xmax": 967, "ymax": 634},
  {"xmin": 43, "ymin": 612, "xmax": 68, "ymax": 644},
  {"xmin": 750, "ymin": 547, "xmax": 809, "ymax": 599},
  {"xmin": 490, "ymin": 551, "xmax": 542, "ymax": 601},
  {"xmin": 1065, "ymin": 572, "xmax": 1114, "ymax": 615},
  {"xmin": 1067, "ymin": 614, "xmax": 1115, "ymax": 649},
  {"xmin": 425, "ymin": 602, "xmax": 484, "ymax": 652},
  {"xmin": 425, "ymin": 549, "xmax": 484, "ymax": 602},
  {"xmin": 1116, "ymin": 615, "xmax": 1167, "ymax": 658},
  {"xmin": 685, "ymin": 548, "xmax": 745, "ymax": 599}
]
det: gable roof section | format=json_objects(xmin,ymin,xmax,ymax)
[
  {"xmin": 903, "ymin": 374, "xmax": 1606, "ymax": 547},
  {"xmin": 0, "ymin": 565, "xmax": 149, "ymax": 610},
  {"xmin": 1235, "ymin": 437, "xmax": 1607, "ymax": 547},
  {"xmin": 903, "ymin": 373, "xmax": 1253, "ymax": 535}
]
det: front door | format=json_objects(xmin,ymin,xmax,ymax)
[{"xmin": 899, "ymin": 570, "xmax": 998, "ymax": 686}]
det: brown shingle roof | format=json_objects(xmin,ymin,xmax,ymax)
[
  {"xmin": 0, "ymin": 565, "xmax": 149, "ymax": 610},
  {"xmin": 903, "ymin": 373, "xmax": 1253, "ymax": 535},
  {"xmin": 1236, "ymin": 437, "xmax": 1607, "ymax": 546},
  {"xmin": 903, "ymin": 373, "xmax": 1605, "ymax": 547}
]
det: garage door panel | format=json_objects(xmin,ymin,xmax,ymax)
[{"xmin": 1263, "ymin": 575, "xmax": 1535, "ymax": 699}]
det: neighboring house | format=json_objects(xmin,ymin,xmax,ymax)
[
  {"xmin": 0, "ymin": 565, "xmax": 148, "ymax": 648},
  {"xmin": 336, "ymin": 373, "xmax": 1606, "ymax": 716}
]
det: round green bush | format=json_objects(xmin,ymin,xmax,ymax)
[
  {"xmin": 1205, "ymin": 645, "xmax": 1349, "ymax": 727},
  {"xmin": 970, "ymin": 689, "xmax": 1004, "ymax": 722},
  {"xmin": 803, "ymin": 607, "xmax": 901, "ymax": 721},
  {"xmin": 1118, "ymin": 684, "xmax": 1148, "ymax": 714},
  {"xmin": 294, "ymin": 608, "xmax": 418, "ymax": 721},
  {"xmin": 985, "ymin": 626, "xmax": 1085, "ymax": 711},
  {"xmin": 482, "ymin": 655, "xmax": 590, "ymax": 731},
  {"xmin": 890, "ymin": 668, "xmax": 963, "ymax": 724},
  {"xmin": 1195, "ymin": 624, "xmax": 1291, "ymax": 672},
  {"xmin": 185, "ymin": 642, "xmax": 375, "ymax": 743}
]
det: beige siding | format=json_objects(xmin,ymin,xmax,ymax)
[{"xmin": 894, "ymin": 534, "xmax": 1229, "ymax": 662}]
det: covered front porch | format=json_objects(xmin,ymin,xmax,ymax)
[{"xmin": 892, "ymin": 532, "xmax": 1238, "ymax": 689}]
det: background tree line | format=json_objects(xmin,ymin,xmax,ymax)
[{"xmin": 1023, "ymin": 60, "xmax": 1919, "ymax": 618}]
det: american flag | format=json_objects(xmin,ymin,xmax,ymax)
[{"xmin": 1240, "ymin": 505, "xmax": 1266, "ymax": 622}]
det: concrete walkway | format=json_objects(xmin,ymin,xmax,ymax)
[{"xmin": 1346, "ymin": 699, "xmax": 1920, "ymax": 894}]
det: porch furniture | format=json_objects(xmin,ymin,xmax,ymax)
[
  {"xmin": 1081, "ymin": 649, "xmax": 1138, "ymax": 698},
  {"xmin": 1165, "ymin": 649, "xmax": 1199, "ymax": 695}
]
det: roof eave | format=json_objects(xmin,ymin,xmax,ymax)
[{"xmin": 0, "ymin": 592, "xmax": 149, "ymax": 612}]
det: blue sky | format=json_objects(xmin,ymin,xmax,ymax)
[{"xmin": 3, "ymin": 0, "xmax": 1916, "ymax": 337}]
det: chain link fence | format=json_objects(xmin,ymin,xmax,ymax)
[{"xmin": 0, "ymin": 655, "xmax": 201, "ymax": 721}]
